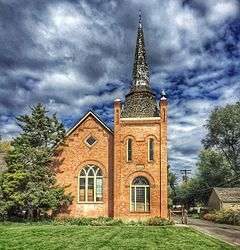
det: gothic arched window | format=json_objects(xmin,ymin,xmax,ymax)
[
  {"xmin": 79, "ymin": 165, "xmax": 103, "ymax": 202},
  {"xmin": 127, "ymin": 138, "xmax": 133, "ymax": 162},
  {"xmin": 148, "ymin": 138, "xmax": 154, "ymax": 161},
  {"xmin": 131, "ymin": 176, "xmax": 150, "ymax": 212}
]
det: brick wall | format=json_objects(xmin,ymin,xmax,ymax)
[
  {"xmin": 56, "ymin": 99, "xmax": 168, "ymax": 219},
  {"xmin": 114, "ymin": 99, "xmax": 168, "ymax": 219},
  {"xmin": 56, "ymin": 114, "xmax": 114, "ymax": 217}
]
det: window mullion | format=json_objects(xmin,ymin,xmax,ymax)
[
  {"xmin": 134, "ymin": 186, "xmax": 136, "ymax": 212},
  {"xmin": 130, "ymin": 185, "xmax": 132, "ymax": 212},
  {"xmin": 94, "ymin": 175, "xmax": 96, "ymax": 202},
  {"xmin": 78, "ymin": 176, "xmax": 80, "ymax": 202},
  {"xmin": 144, "ymin": 186, "xmax": 147, "ymax": 212},
  {"xmin": 86, "ymin": 177, "xmax": 88, "ymax": 202}
]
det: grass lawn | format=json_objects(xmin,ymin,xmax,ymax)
[{"xmin": 0, "ymin": 224, "xmax": 238, "ymax": 250}]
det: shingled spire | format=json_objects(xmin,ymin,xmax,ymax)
[
  {"xmin": 121, "ymin": 12, "xmax": 159, "ymax": 118},
  {"xmin": 132, "ymin": 11, "xmax": 150, "ymax": 90}
]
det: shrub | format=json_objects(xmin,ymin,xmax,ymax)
[
  {"xmin": 215, "ymin": 209, "xmax": 240, "ymax": 225},
  {"xmin": 203, "ymin": 209, "xmax": 240, "ymax": 226},
  {"xmin": 189, "ymin": 213, "xmax": 201, "ymax": 219},
  {"xmin": 145, "ymin": 217, "xmax": 174, "ymax": 226},
  {"xmin": 203, "ymin": 213, "xmax": 216, "ymax": 222},
  {"xmin": 125, "ymin": 220, "xmax": 145, "ymax": 226},
  {"xmin": 53, "ymin": 217, "xmax": 124, "ymax": 226},
  {"xmin": 0, "ymin": 216, "xmax": 174, "ymax": 227}
]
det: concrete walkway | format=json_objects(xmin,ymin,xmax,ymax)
[{"xmin": 187, "ymin": 218, "xmax": 240, "ymax": 246}]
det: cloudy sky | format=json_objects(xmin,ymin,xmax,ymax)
[{"xmin": 0, "ymin": 0, "xmax": 240, "ymax": 178}]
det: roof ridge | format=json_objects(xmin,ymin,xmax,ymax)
[{"xmin": 66, "ymin": 111, "xmax": 113, "ymax": 137}]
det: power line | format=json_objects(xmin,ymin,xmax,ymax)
[
  {"xmin": 180, "ymin": 169, "xmax": 191, "ymax": 182},
  {"xmin": 175, "ymin": 174, "xmax": 240, "ymax": 199}
]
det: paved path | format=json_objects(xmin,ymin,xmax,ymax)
[{"xmin": 187, "ymin": 218, "xmax": 240, "ymax": 247}]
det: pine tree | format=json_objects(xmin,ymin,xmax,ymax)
[{"xmin": 0, "ymin": 104, "xmax": 72, "ymax": 219}]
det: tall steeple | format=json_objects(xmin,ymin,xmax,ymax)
[
  {"xmin": 121, "ymin": 12, "xmax": 159, "ymax": 118},
  {"xmin": 132, "ymin": 11, "xmax": 150, "ymax": 90}
]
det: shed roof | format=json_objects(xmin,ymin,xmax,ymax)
[
  {"xmin": 0, "ymin": 153, "xmax": 7, "ymax": 172},
  {"xmin": 213, "ymin": 187, "xmax": 240, "ymax": 203}
]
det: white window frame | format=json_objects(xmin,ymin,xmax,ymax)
[
  {"xmin": 78, "ymin": 165, "xmax": 103, "ymax": 203},
  {"xmin": 84, "ymin": 135, "xmax": 97, "ymax": 148},
  {"xmin": 130, "ymin": 177, "xmax": 150, "ymax": 212}
]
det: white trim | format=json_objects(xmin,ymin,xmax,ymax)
[
  {"xmin": 66, "ymin": 111, "xmax": 113, "ymax": 136},
  {"xmin": 144, "ymin": 187, "xmax": 147, "ymax": 211},
  {"xmin": 130, "ymin": 186, "xmax": 132, "ymax": 212},
  {"xmin": 78, "ymin": 165, "xmax": 103, "ymax": 203},
  {"xmin": 77, "ymin": 201, "xmax": 104, "ymax": 204},
  {"xmin": 120, "ymin": 117, "xmax": 160, "ymax": 121},
  {"xmin": 84, "ymin": 134, "xmax": 97, "ymax": 148},
  {"xmin": 134, "ymin": 186, "xmax": 137, "ymax": 211},
  {"xmin": 130, "ymin": 184, "xmax": 150, "ymax": 212}
]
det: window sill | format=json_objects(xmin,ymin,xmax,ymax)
[
  {"xmin": 130, "ymin": 211, "xmax": 151, "ymax": 214},
  {"xmin": 77, "ymin": 201, "xmax": 104, "ymax": 204},
  {"xmin": 147, "ymin": 160, "xmax": 155, "ymax": 163}
]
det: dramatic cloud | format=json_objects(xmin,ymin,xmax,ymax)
[{"xmin": 0, "ymin": 0, "xmax": 240, "ymax": 180}]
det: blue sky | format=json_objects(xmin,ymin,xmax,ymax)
[{"xmin": 0, "ymin": 0, "xmax": 240, "ymax": 179}]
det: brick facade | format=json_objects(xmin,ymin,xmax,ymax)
[
  {"xmin": 56, "ymin": 113, "xmax": 114, "ymax": 217},
  {"xmin": 113, "ymin": 99, "xmax": 168, "ymax": 219},
  {"xmin": 55, "ymin": 15, "xmax": 168, "ymax": 219},
  {"xmin": 56, "ymin": 98, "xmax": 168, "ymax": 219}
]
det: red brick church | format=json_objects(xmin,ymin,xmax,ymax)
[{"xmin": 56, "ymin": 15, "xmax": 168, "ymax": 220}]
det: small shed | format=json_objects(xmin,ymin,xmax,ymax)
[
  {"xmin": 0, "ymin": 153, "xmax": 7, "ymax": 173},
  {"xmin": 208, "ymin": 187, "xmax": 240, "ymax": 210}
]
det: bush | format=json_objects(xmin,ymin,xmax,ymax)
[
  {"xmin": 53, "ymin": 217, "xmax": 124, "ymax": 226},
  {"xmin": 189, "ymin": 213, "xmax": 201, "ymax": 219},
  {"xmin": 125, "ymin": 220, "xmax": 145, "ymax": 226},
  {"xmin": 203, "ymin": 213, "xmax": 216, "ymax": 222},
  {"xmin": 203, "ymin": 209, "xmax": 240, "ymax": 226},
  {"xmin": 145, "ymin": 217, "xmax": 174, "ymax": 226},
  {"xmin": 0, "ymin": 216, "xmax": 174, "ymax": 227}
]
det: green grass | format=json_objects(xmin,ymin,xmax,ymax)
[{"xmin": 0, "ymin": 224, "xmax": 237, "ymax": 250}]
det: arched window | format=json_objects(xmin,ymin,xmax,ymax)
[
  {"xmin": 79, "ymin": 165, "xmax": 103, "ymax": 202},
  {"xmin": 148, "ymin": 138, "xmax": 154, "ymax": 161},
  {"xmin": 127, "ymin": 138, "xmax": 133, "ymax": 162},
  {"xmin": 131, "ymin": 176, "xmax": 150, "ymax": 212}
]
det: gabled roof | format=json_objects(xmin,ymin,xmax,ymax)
[
  {"xmin": 213, "ymin": 187, "xmax": 240, "ymax": 203},
  {"xmin": 66, "ymin": 111, "xmax": 113, "ymax": 137},
  {"xmin": 0, "ymin": 153, "xmax": 7, "ymax": 173}
]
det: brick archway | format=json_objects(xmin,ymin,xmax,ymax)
[
  {"xmin": 124, "ymin": 170, "xmax": 156, "ymax": 188},
  {"xmin": 74, "ymin": 160, "xmax": 107, "ymax": 178}
]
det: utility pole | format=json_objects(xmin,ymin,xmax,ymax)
[{"xmin": 180, "ymin": 169, "xmax": 191, "ymax": 183}]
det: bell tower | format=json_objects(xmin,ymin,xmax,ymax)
[
  {"xmin": 113, "ymin": 13, "xmax": 168, "ymax": 219},
  {"xmin": 121, "ymin": 12, "xmax": 159, "ymax": 118}
]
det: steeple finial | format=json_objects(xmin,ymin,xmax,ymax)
[
  {"xmin": 132, "ymin": 11, "xmax": 150, "ymax": 90},
  {"xmin": 138, "ymin": 10, "xmax": 142, "ymax": 27},
  {"xmin": 160, "ymin": 90, "xmax": 167, "ymax": 100},
  {"xmin": 121, "ymin": 12, "xmax": 159, "ymax": 118}
]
